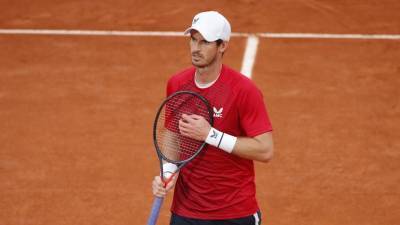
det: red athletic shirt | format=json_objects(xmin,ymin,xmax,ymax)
[{"xmin": 167, "ymin": 65, "xmax": 273, "ymax": 219}]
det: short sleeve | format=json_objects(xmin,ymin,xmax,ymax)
[
  {"xmin": 166, "ymin": 78, "xmax": 175, "ymax": 97},
  {"xmin": 238, "ymin": 84, "xmax": 273, "ymax": 137}
]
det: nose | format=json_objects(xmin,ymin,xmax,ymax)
[{"xmin": 191, "ymin": 40, "xmax": 200, "ymax": 52}]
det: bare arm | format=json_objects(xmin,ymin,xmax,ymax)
[
  {"xmin": 179, "ymin": 114, "xmax": 274, "ymax": 162},
  {"xmin": 232, "ymin": 132, "xmax": 273, "ymax": 162}
]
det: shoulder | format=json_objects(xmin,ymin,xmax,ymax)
[
  {"xmin": 167, "ymin": 67, "xmax": 195, "ymax": 95},
  {"xmin": 168, "ymin": 67, "xmax": 195, "ymax": 83},
  {"xmin": 223, "ymin": 65, "xmax": 261, "ymax": 94}
]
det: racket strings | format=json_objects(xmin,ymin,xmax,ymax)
[{"xmin": 156, "ymin": 93, "xmax": 211, "ymax": 162}]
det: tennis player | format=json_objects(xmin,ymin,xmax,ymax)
[{"xmin": 152, "ymin": 11, "xmax": 274, "ymax": 225}]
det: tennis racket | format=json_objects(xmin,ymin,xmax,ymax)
[{"xmin": 147, "ymin": 90, "xmax": 213, "ymax": 225}]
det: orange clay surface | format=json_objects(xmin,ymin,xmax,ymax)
[{"xmin": 0, "ymin": 1, "xmax": 399, "ymax": 225}]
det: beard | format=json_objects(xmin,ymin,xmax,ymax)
[{"xmin": 191, "ymin": 52, "xmax": 218, "ymax": 68}]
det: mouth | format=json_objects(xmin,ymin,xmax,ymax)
[
  {"xmin": 192, "ymin": 56, "xmax": 203, "ymax": 63},
  {"xmin": 192, "ymin": 53, "xmax": 202, "ymax": 59}
]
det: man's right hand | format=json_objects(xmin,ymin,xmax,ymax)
[{"xmin": 152, "ymin": 175, "xmax": 178, "ymax": 197}]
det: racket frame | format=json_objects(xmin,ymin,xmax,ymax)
[
  {"xmin": 153, "ymin": 90, "xmax": 214, "ymax": 176},
  {"xmin": 147, "ymin": 90, "xmax": 213, "ymax": 225}
]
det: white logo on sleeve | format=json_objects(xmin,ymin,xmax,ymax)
[{"xmin": 213, "ymin": 107, "xmax": 223, "ymax": 118}]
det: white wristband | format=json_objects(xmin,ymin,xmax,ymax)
[
  {"xmin": 162, "ymin": 163, "xmax": 177, "ymax": 179},
  {"xmin": 205, "ymin": 128, "xmax": 237, "ymax": 153}
]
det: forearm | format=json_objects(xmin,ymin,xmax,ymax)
[
  {"xmin": 178, "ymin": 114, "xmax": 274, "ymax": 162},
  {"xmin": 205, "ymin": 128, "xmax": 274, "ymax": 163},
  {"xmin": 232, "ymin": 133, "xmax": 274, "ymax": 162}
]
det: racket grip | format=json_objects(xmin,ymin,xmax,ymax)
[{"xmin": 147, "ymin": 196, "xmax": 164, "ymax": 225}]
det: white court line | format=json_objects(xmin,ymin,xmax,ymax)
[
  {"xmin": 241, "ymin": 35, "xmax": 259, "ymax": 78},
  {"xmin": 1, "ymin": 29, "xmax": 399, "ymax": 79},
  {"xmin": 0, "ymin": 29, "xmax": 185, "ymax": 37},
  {"xmin": 259, "ymin": 33, "xmax": 400, "ymax": 40},
  {"xmin": 0, "ymin": 29, "xmax": 245, "ymax": 37},
  {"xmin": 1, "ymin": 29, "xmax": 400, "ymax": 40}
]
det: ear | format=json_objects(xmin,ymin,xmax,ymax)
[{"xmin": 218, "ymin": 41, "xmax": 229, "ymax": 53}]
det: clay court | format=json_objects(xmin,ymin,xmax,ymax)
[{"xmin": 1, "ymin": 1, "xmax": 399, "ymax": 225}]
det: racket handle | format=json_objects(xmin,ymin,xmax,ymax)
[{"xmin": 147, "ymin": 196, "xmax": 164, "ymax": 225}]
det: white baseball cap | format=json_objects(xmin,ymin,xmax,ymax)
[{"xmin": 184, "ymin": 11, "xmax": 231, "ymax": 42}]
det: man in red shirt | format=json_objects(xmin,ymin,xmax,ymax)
[{"xmin": 152, "ymin": 11, "xmax": 274, "ymax": 225}]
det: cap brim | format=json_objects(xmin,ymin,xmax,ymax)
[
  {"xmin": 184, "ymin": 27, "xmax": 195, "ymax": 35},
  {"xmin": 183, "ymin": 27, "xmax": 216, "ymax": 42}
]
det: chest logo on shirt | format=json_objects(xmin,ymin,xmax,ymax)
[{"xmin": 213, "ymin": 107, "xmax": 223, "ymax": 118}]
